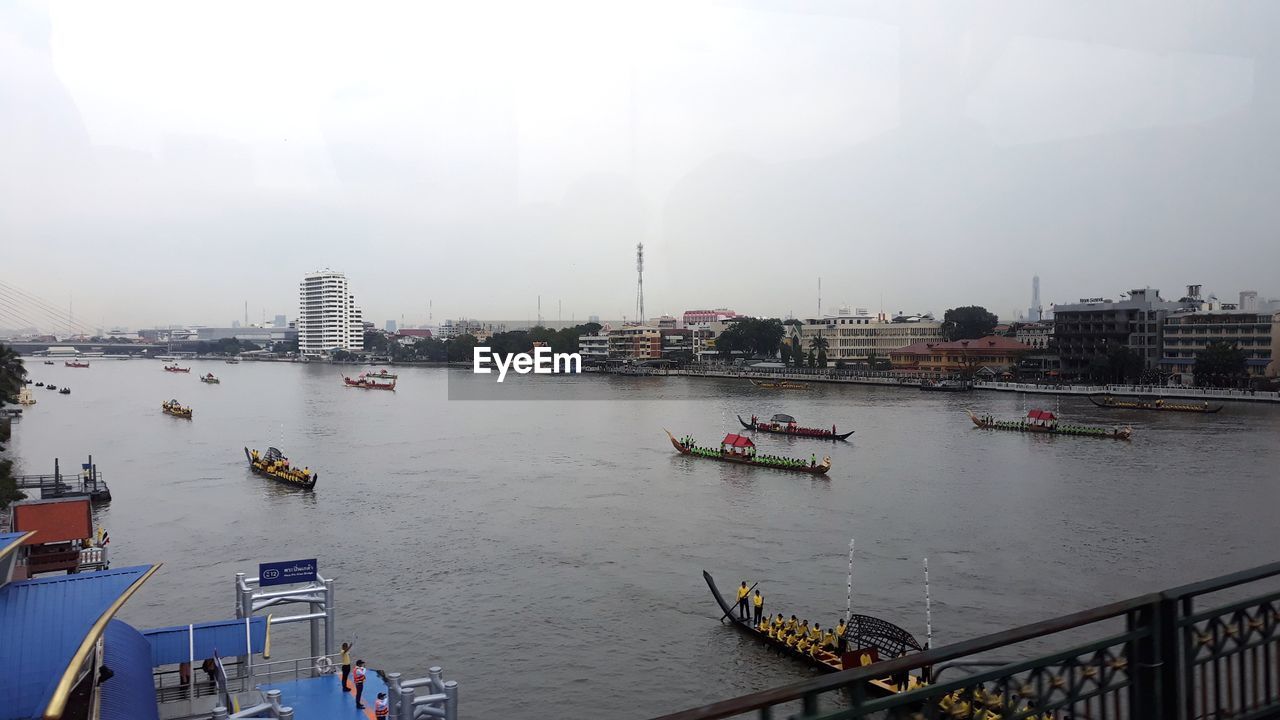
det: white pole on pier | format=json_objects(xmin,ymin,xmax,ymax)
[
  {"xmin": 924, "ymin": 557, "xmax": 933, "ymax": 649},
  {"xmin": 845, "ymin": 538, "xmax": 854, "ymax": 624}
]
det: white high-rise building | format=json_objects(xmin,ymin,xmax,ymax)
[{"xmin": 297, "ymin": 270, "xmax": 364, "ymax": 357}]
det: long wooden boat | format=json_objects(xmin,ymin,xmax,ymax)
[
  {"xmin": 750, "ymin": 379, "xmax": 809, "ymax": 390},
  {"xmin": 966, "ymin": 409, "xmax": 1131, "ymax": 440},
  {"xmin": 200, "ymin": 373, "xmax": 221, "ymax": 384},
  {"xmin": 161, "ymin": 399, "xmax": 193, "ymax": 419},
  {"xmin": 65, "ymin": 360, "xmax": 90, "ymax": 368},
  {"xmin": 920, "ymin": 379, "xmax": 971, "ymax": 392},
  {"xmin": 343, "ymin": 374, "xmax": 396, "ymax": 390},
  {"xmin": 703, "ymin": 571, "xmax": 927, "ymax": 695},
  {"xmin": 1088, "ymin": 394, "xmax": 1223, "ymax": 414},
  {"xmin": 164, "ymin": 364, "xmax": 191, "ymax": 373},
  {"xmin": 244, "ymin": 446, "xmax": 317, "ymax": 490},
  {"xmin": 738, "ymin": 413, "xmax": 853, "ymax": 441},
  {"xmin": 666, "ymin": 430, "xmax": 831, "ymax": 474},
  {"xmin": 365, "ymin": 368, "xmax": 398, "ymax": 379}
]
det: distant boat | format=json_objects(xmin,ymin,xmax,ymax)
[
  {"xmin": 200, "ymin": 373, "xmax": 221, "ymax": 384},
  {"xmin": 65, "ymin": 360, "xmax": 90, "ymax": 368},
  {"xmin": 225, "ymin": 357, "xmax": 241, "ymax": 364},
  {"xmin": 45, "ymin": 385, "xmax": 58, "ymax": 391},
  {"xmin": 738, "ymin": 413, "xmax": 853, "ymax": 441},
  {"xmin": 365, "ymin": 368, "xmax": 398, "ymax": 379},
  {"xmin": 920, "ymin": 379, "xmax": 972, "ymax": 392},
  {"xmin": 245, "ymin": 446, "xmax": 317, "ymax": 490},
  {"xmin": 750, "ymin": 379, "xmax": 809, "ymax": 390},
  {"xmin": 161, "ymin": 399, "xmax": 193, "ymax": 418},
  {"xmin": 1088, "ymin": 395, "xmax": 1223, "ymax": 414},
  {"xmin": 43, "ymin": 360, "xmax": 54, "ymax": 365},
  {"xmin": 343, "ymin": 374, "xmax": 396, "ymax": 391},
  {"xmin": 164, "ymin": 364, "xmax": 191, "ymax": 373},
  {"xmin": 59, "ymin": 387, "xmax": 71, "ymax": 395},
  {"xmin": 966, "ymin": 409, "xmax": 1131, "ymax": 440}
]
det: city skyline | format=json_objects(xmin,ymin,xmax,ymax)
[{"xmin": 1, "ymin": 271, "xmax": 1277, "ymax": 335}]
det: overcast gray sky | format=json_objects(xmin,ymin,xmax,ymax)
[{"xmin": 2, "ymin": 0, "xmax": 1277, "ymax": 330}]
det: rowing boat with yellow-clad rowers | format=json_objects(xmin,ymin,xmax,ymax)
[
  {"xmin": 244, "ymin": 446, "xmax": 317, "ymax": 490},
  {"xmin": 1088, "ymin": 395, "xmax": 1223, "ymax": 413}
]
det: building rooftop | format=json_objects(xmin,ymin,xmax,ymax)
[
  {"xmin": 891, "ymin": 336, "xmax": 1034, "ymax": 355},
  {"xmin": 0, "ymin": 564, "xmax": 158, "ymax": 720}
]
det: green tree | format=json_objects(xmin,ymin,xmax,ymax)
[
  {"xmin": 806, "ymin": 349, "xmax": 816, "ymax": 368},
  {"xmin": 779, "ymin": 342, "xmax": 792, "ymax": 366},
  {"xmin": 1194, "ymin": 340, "xmax": 1247, "ymax": 388},
  {"xmin": 446, "ymin": 334, "xmax": 478, "ymax": 363},
  {"xmin": 363, "ymin": 331, "xmax": 389, "ymax": 355},
  {"xmin": 0, "ymin": 343, "xmax": 25, "ymax": 407},
  {"xmin": 942, "ymin": 306, "xmax": 999, "ymax": 341},
  {"xmin": 0, "ymin": 344, "xmax": 27, "ymax": 510}
]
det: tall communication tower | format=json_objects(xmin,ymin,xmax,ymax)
[{"xmin": 635, "ymin": 242, "xmax": 645, "ymax": 322}]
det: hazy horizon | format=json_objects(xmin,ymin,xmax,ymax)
[{"xmin": 3, "ymin": 0, "xmax": 1279, "ymax": 330}]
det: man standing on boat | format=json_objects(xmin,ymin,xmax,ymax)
[
  {"xmin": 737, "ymin": 581, "xmax": 750, "ymax": 620},
  {"xmin": 753, "ymin": 588, "xmax": 764, "ymax": 626}
]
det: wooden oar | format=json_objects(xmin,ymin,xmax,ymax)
[{"xmin": 720, "ymin": 582, "xmax": 758, "ymax": 622}]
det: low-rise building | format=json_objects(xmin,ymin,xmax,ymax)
[
  {"xmin": 607, "ymin": 326, "xmax": 662, "ymax": 362},
  {"xmin": 1161, "ymin": 305, "xmax": 1275, "ymax": 382},
  {"xmin": 683, "ymin": 308, "xmax": 738, "ymax": 325},
  {"xmin": 578, "ymin": 333, "xmax": 609, "ymax": 365},
  {"xmin": 889, "ymin": 336, "xmax": 1035, "ymax": 375},
  {"xmin": 792, "ymin": 310, "xmax": 944, "ymax": 364},
  {"xmin": 1014, "ymin": 321, "xmax": 1053, "ymax": 350}
]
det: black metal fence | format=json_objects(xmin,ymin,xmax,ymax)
[{"xmin": 654, "ymin": 562, "xmax": 1280, "ymax": 720}]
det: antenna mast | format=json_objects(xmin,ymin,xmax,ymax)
[
  {"xmin": 818, "ymin": 277, "xmax": 822, "ymax": 318},
  {"xmin": 635, "ymin": 242, "xmax": 645, "ymax": 322}
]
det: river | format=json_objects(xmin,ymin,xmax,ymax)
[{"xmin": 10, "ymin": 360, "xmax": 1280, "ymax": 718}]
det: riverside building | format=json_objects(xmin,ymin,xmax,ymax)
[
  {"xmin": 792, "ymin": 309, "xmax": 944, "ymax": 364},
  {"xmin": 1160, "ymin": 292, "xmax": 1276, "ymax": 383},
  {"xmin": 1052, "ymin": 288, "xmax": 1187, "ymax": 379},
  {"xmin": 297, "ymin": 270, "xmax": 364, "ymax": 357}
]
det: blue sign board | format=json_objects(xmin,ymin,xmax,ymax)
[{"xmin": 259, "ymin": 558, "xmax": 318, "ymax": 587}]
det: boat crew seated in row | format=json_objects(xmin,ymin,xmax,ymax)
[{"xmin": 759, "ymin": 613, "xmax": 846, "ymax": 658}]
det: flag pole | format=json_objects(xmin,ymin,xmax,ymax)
[
  {"xmin": 924, "ymin": 557, "xmax": 933, "ymax": 649},
  {"xmin": 845, "ymin": 538, "xmax": 855, "ymax": 624}
]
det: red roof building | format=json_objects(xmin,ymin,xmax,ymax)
[{"xmin": 888, "ymin": 335, "xmax": 1034, "ymax": 374}]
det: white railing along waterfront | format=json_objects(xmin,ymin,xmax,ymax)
[{"xmin": 606, "ymin": 365, "xmax": 1280, "ymax": 403}]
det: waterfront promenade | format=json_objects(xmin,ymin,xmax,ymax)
[{"xmin": 647, "ymin": 367, "xmax": 1280, "ymax": 404}]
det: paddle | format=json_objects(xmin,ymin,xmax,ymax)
[{"xmin": 721, "ymin": 582, "xmax": 758, "ymax": 622}]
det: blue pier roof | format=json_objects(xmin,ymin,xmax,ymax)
[
  {"xmin": 141, "ymin": 616, "xmax": 269, "ymax": 666},
  {"xmin": 0, "ymin": 564, "xmax": 158, "ymax": 720},
  {"xmin": 0, "ymin": 531, "xmax": 30, "ymax": 560}
]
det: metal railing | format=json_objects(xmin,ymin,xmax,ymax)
[{"xmin": 653, "ymin": 561, "xmax": 1280, "ymax": 720}]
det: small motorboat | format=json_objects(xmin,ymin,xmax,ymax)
[
  {"xmin": 200, "ymin": 373, "xmax": 221, "ymax": 384},
  {"xmin": 164, "ymin": 364, "xmax": 191, "ymax": 373},
  {"xmin": 59, "ymin": 387, "xmax": 71, "ymax": 395},
  {"xmin": 43, "ymin": 360, "xmax": 55, "ymax": 365},
  {"xmin": 45, "ymin": 385, "xmax": 58, "ymax": 391},
  {"xmin": 65, "ymin": 360, "xmax": 90, "ymax": 368},
  {"xmin": 35, "ymin": 382, "xmax": 44, "ymax": 387}
]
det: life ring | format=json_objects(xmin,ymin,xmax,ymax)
[{"xmin": 315, "ymin": 656, "xmax": 335, "ymax": 675}]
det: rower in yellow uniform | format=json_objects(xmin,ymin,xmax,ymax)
[
  {"xmin": 770, "ymin": 614, "xmax": 784, "ymax": 638},
  {"xmin": 808, "ymin": 623, "xmax": 823, "ymax": 656},
  {"xmin": 791, "ymin": 621, "xmax": 809, "ymax": 649},
  {"xmin": 835, "ymin": 619, "xmax": 848, "ymax": 654},
  {"xmin": 822, "ymin": 627, "xmax": 837, "ymax": 652},
  {"xmin": 736, "ymin": 582, "xmax": 750, "ymax": 621},
  {"xmin": 752, "ymin": 589, "xmax": 764, "ymax": 626}
]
